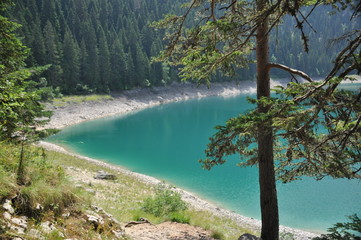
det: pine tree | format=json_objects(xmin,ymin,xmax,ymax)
[
  {"xmin": 98, "ymin": 27, "xmax": 111, "ymax": 92},
  {"xmin": 109, "ymin": 37, "xmax": 127, "ymax": 90},
  {"xmin": 43, "ymin": 20, "xmax": 63, "ymax": 88},
  {"xmin": 62, "ymin": 29, "xmax": 80, "ymax": 94},
  {"xmin": 82, "ymin": 23, "xmax": 99, "ymax": 91},
  {"xmin": 125, "ymin": 51, "xmax": 135, "ymax": 89},
  {"xmin": 30, "ymin": 19, "xmax": 46, "ymax": 65},
  {"xmin": 78, "ymin": 39, "xmax": 90, "ymax": 94},
  {"xmin": 134, "ymin": 43, "xmax": 150, "ymax": 87},
  {"xmin": 0, "ymin": 0, "xmax": 49, "ymax": 140}
]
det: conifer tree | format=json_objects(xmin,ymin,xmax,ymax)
[
  {"xmin": 98, "ymin": 27, "xmax": 111, "ymax": 92},
  {"xmin": 62, "ymin": 29, "xmax": 80, "ymax": 94},
  {"xmin": 82, "ymin": 23, "xmax": 99, "ymax": 91},
  {"xmin": 30, "ymin": 19, "xmax": 46, "ymax": 66},
  {"xmin": 78, "ymin": 39, "xmax": 89, "ymax": 93},
  {"xmin": 43, "ymin": 20, "xmax": 63, "ymax": 88},
  {"xmin": 125, "ymin": 51, "xmax": 136, "ymax": 89},
  {"xmin": 134, "ymin": 43, "xmax": 150, "ymax": 87},
  {"xmin": 110, "ymin": 37, "xmax": 127, "ymax": 90},
  {"xmin": 1, "ymin": 1, "xmax": 50, "ymax": 187}
]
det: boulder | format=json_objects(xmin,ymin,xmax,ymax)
[
  {"xmin": 94, "ymin": 170, "xmax": 117, "ymax": 180},
  {"xmin": 3, "ymin": 199, "xmax": 14, "ymax": 214},
  {"xmin": 3, "ymin": 211, "xmax": 12, "ymax": 220},
  {"xmin": 28, "ymin": 228, "xmax": 43, "ymax": 239},
  {"xmin": 11, "ymin": 216, "xmax": 28, "ymax": 229},
  {"xmin": 85, "ymin": 212, "xmax": 105, "ymax": 229},
  {"xmin": 7, "ymin": 224, "xmax": 25, "ymax": 235},
  {"xmin": 40, "ymin": 221, "xmax": 65, "ymax": 238},
  {"xmin": 238, "ymin": 233, "xmax": 260, "ymax": 240},
  {"xmin": 112, "ymin": 229, "xmax": 125, "ymax": 239},
  {"xmin": 40, "ymin": 221, "xmax": 56, "ymax": 234}
]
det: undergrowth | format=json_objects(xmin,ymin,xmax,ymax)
[{"xmin": 0, "ymin": 142, "xmax": 83, "ymax": 218}]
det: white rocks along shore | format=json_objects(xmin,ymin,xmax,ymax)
[{"xmin": 41, "ymin": 81, "xmax": 319, "ymax": 239}]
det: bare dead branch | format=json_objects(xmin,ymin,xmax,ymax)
[
  {"xmin": 339, "ymin": 115, "xmax": 361, "ymax": 152},
  {"xmin": 293, "ymin": 32, "xmax": 361, "ymax": 103},
  {"xmin": 219, "ymin": 0, "xmax": 237, "ymax": 11},
  {"xmin": 297, "ymin": 9, "xmax": 317, "ymax": 34},
  {"xmin": 165, "ymin": 0, "xmax": 198, "ymax": 56},
  {"xmin": 267, "ymin": 63, "xmax": 313, "ymax": 82},
  {"xmin": 210, "ymin": 0, "xmax": 216, "ymax": 21}
]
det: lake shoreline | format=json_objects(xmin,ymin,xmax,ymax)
[
  {"xmin": 44, "ymin": 81, "xmax": 258, "ymax": 129},
  {"xmin": 42, "ymin": 81, "xmax": 320, "ymax": 239}
]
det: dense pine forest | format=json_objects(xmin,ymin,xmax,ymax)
[{"xmin": 6, "ymin": 0, "xmax": 359, "ymax": 94}]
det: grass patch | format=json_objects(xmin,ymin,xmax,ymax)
[
  {"xmin": 0, "ymin": 142, "xmax": 85, "ymax": 218},
  {"xmin": 186, "ymin": 209, "xmax": 257, "ymax": 240},
  {"xmin": 52, "ymin": 94, "xmax": 113, "ymax": 107}
]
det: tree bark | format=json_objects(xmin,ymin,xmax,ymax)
[
  {"xmin": 256, "ymin": 0, "xmax": 279, "ymax": 239},
  {"xmin": 17, "ymin": 139, "xmax": 26, "ymax": 185}
]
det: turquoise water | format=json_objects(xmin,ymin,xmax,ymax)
[{"xmin": 48, "ymin": 91, "xmax": 360, "ymax": 233}]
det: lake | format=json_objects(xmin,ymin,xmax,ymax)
[{"xmin": 48, "ymin": 87, "xmax": 360, "ymax": 233}]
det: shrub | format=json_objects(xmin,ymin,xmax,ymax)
[
  {"xmin": 142, "ymin": 184, "xmax": 187, "ymax": 217},
  {"xmin": 0, "ymin": 142, "xmax": 20, "ymax": 200},
  {"xmin": 211, "ymin": 230, "xmax": 224, "ymax": 239},
  {"xmin": 170, "ymin": 212, "xmax": 190, "ymax": 224},
  {"xmin": 0, "ymin": 165, "xmax": 17, "ymax": 200}
]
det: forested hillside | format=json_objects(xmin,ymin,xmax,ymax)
[
  {"xmin": 7, "ymin": 0, "xmax": 184, "ymax": 94},
  {"xmin": 7, "ymin": 0, "xmax": 359, "ymax": 94}
]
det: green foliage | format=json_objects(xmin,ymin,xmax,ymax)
[
  {"xmin": 313, "ymin": 214, "xmax": 361, "ymax": 240},
  {"xmin": 142, "ymin": 184, "xmax": 187, "ymax": 217},
  {"xmin": 273, "ymin": 80, "xmax": 361, "ymax": 182}
]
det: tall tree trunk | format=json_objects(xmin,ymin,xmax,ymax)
[
  {"xmin": 256, "ymin": 0, "xmax": 279, "ymax": 239},
  {"xmin": 17, "ymin": 139, "xmax": 26, "ymax": 185}
]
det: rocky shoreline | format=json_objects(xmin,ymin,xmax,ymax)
[{"xmin": 41, "ymin": 81, "xmax": 319, "ymax": 239}]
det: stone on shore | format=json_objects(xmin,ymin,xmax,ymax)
[
  {"xmin": 3, "ymin": 199, "xmax": 15, "ymax": 214},
  {"xmin": 238, "ymin": 233, "xmax": 260, "ymax": 240},
  {"xmin": 93, "ymin": 170, "xmax": 117, "ymax": 180}
]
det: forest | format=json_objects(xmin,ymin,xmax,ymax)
[{"xmin": 6, "ymin": 0, "xmax": 360, "ymax": 95}]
